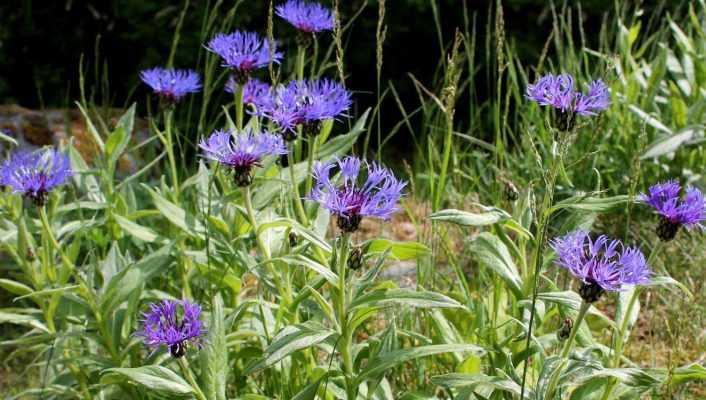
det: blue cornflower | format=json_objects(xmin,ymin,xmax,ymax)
[
  {"xmin": 638, "ymin": 180, "xmax": 706, "ymax": 241},
  {"xmin": 0, "ymin": 149, "xmax": 72, "ymax": 205},
  {"xmin": 135, "ymin": 299, "xmax": 207, "ymax": 358},
  {"xmin": 276, "ymin": 0, "xmax": 334, "ymax": 33},
  {"xmin": 257, "ymin": 79, "xmax": 352, "ymax": 138},
  {"xmin": 139, "ymin": 68, "xmax": 201, "ymax": 103},
  {"xmin": 226, "ymin": 77, "xmax": 271, "ymax": 107},
  {"xmin": 526, "ymin": 74, "xmax": 610, "ymax": 130},
  {"xmin": 309, "ymin": 156, "xmax": 406, "ymax": 232},
  {"xmin": 550, "ymin": 230, "xmax": 651, "ymax": 303},
  {"xmin": 207, "ymin": 31, "xmax": 282, "ymax": 83},
  {"xmin": 199, "ymin": 129, "xmax": 287, "ymax": 186}
]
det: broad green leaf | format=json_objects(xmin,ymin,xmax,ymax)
[
  {"xmin": 356, "ymin": 344, "xmax": 485, "ymax": 384},
  {"xmin": 643, "ymin": 275, "xmax": 692, "ymax": 298},
  {"xmin": 641, "ymin": 127, "xmax": 700, "ymax": 159},
  {"xmin": 0, "ymin": 279, "xmax": 33, "ymax": 297},
  {"xmin": 671, "ymin": 363, "xmax": 706, "ymax": 385},
  {"xmin": 13, "ymin": 285, "xmax": 79, "ymax": 301},
  {"xmin": 246, "ymin": 322, "xmax": 336, "ymax": 374},
  {"xmin": 0, "ymin": 310, "xmax": 50, "ymax": 333},
  {"xmin": 430, "ymin": 206, "xmax": 510, "ymax": 226},
  {"xmin": 469, "ymin": 233, "xmax": 522, "ymax": 296},
  {"xmin": 258, "ymin": 218, "xmax": 331, "ymax": 252},
  {"xmin": 431, "ymin": 373, "xmax": 521, "ymax": 395},
  {"xmin": 278, "ymin": 255, "xmax": 339, "ymax": 287},
  {"xmin": 102, "ymin": 366, "xmax": 193, "ymax": 395},
  {"xmin": 350, "ymin": 289, "xmax": 462, "ymax": 311},
  {"xmin": 365, "ymin": 239, "xmax": 430, "ymax": 260},
  {"xmin": 551, "ymin": 195, "xmax": 629, "ymax": 213},
  {"xmin": 628, "ymin": 105, "xmax": 672, "ymax": 134},
  {"xmin": 100, "ymin": 244, "xmax": 173, "ymax": 314},
  {"xmin": 200, "ymin": 294, "xmax": 227, "ymax": 400},
  {"xmin": 114, "ymin": 215, "xmax": 162, "ymax": 243},
  {"xmin": 105, "ymin": 127, "xmax": 128, "ymax": 170},
  {"xmin": 144, "ymin": 186, "xmax": 205, "ymax": 236}
]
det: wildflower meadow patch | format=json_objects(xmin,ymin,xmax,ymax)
[{"xmin": 1, "ymin": 1, "xmax": 705, "ymax": 399}]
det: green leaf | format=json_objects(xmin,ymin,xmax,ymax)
[
  {"xmin": 364, "ymin": 239, "xmax": 430, "ymax": 260},
  {"xmin": 643, "ymin": 275, "xmax": 693, "ymax": 298},
  {"xmin": 114, "ymin": 214, "xmax": 163, "ymax": 243},
  {"xmin": 356, "ymin": 344, "xmax": 485, "ymax": 384},
  {"xmin": 316, "ymin": 108, "xmax": 370, "ymax": 160},
  {"xmin": 641, "ymin": 127, "xmax": 700, "ymax": 159},
  {"xmin": 0, "ymin": 310, "xmax": 50, "ymax": 333},
  {"xmin": 200, "ymin": 294, "xmax": 227, "ymax": 400},
  {"xmin": 551, "ymin": 195, "xmax": 629, "ymax": 213},
  {"xmin": 102, "ymin": 366, "xmax": 193, "ymax": 395},
  {"xmin": 350, "ymin": 289, "xmax": 462, "ymax": 311},
  {"xmin": 105, "ymin": 127, "xmax": 128, "ymax": 170},
  {"xmin": 246, "ymin": 322, "xmax": 336, "ymax": 374},
  {"xmin": 0, "ymin": 279, "xmax": 33, "ymax": 297},
  {"xmin": 469, "ymin": 232, "xmax": 522, "ymax": 296},
  {"xmin": 258, "ymin": 218, "xmax": 331, "ymax": 252},
  {"xmin": 100, "ymin": 244, "xmax": 173, "ymax": 314},
  {"xmin": 278, "ymin": 255, "xmax": 339, "ymax": 287},
  {"xmin": 431, "ymin": 373, "xmax": 521, "ymax": 395},
  {"xmin": 144, "ymin": 186, "xmax": 205, "ymax": 236},
  {"xmin": 76, "ymin": 102, "xmax": 105, "ymax": 151},
  {"xmin": 430, "ymin": 207, "xmax": 510, "ymax": 226}
]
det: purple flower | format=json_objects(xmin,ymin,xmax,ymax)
[
  {"xmin": 139, "ymin": 68, "xmax": 201, "ymax": 103},
  {"xmin": 638, "ymin": 180, "xmax": 706, "ymax": 241},
  {"xmin": 574, "ymin": 79, "xmax": 610, "ymax": 116},
  {"xmin": 207, "ymin": 31, "xmax": 282, "ymax": 81},
  {"xmin": 0, "ymin": 148, "xmax": 72, "ymax": 206},
  {"xmin": 309, "ymin": 156, "xmax": 406, "ymax": 232},
  {"xmin": 199, "ymin": 129, "xmax": 287, "ymax": 186},
  {"xmin": 257, "ymin": 79, "xmax": 352, "ymax": 138},
  {"xmin": 550, "ymin": 230, "xmax": 651, "ymax": 303},
  {"xmin": 526, "ymin": 74, "xmax": 610, "ymax": 130},
  {"xmin": 226, "ymin": 78, "xmax": 271, "ymax": 107},
  {"xmin": 276, "ymin": 0, "xmax": 334, "ymax": 33},
  {"xmin": 135, "ymin": 299, "xmax": 207, "ymax": 358}
]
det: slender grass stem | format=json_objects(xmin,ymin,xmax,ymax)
[
  {"xmin": 519, "ymin": 138, "xmax": 564, "ymax": 398},
  {"xmin": 304, "ymin": 135, "xmax": 318, "ymax": 199}
]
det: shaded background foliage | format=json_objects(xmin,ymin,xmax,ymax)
[{"xmin": 0, "ymin": 0, "xmax": 657, "ymax": 138}]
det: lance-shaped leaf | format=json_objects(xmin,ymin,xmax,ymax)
[
  {"xmin": 470, "ymin": 232, "xmax": 522, "ymax": 296},
  {"xmin": 349, "ymin": 289, "xmax": 462, "ymax": 312},
  {"xmin": 102, "ymin": 366, "xmax": 193, "ymax": 395}
]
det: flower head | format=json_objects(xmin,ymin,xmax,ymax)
[
  {"xmin": 550, "ymin": 230, "xmax": 651, "ymax": 302},
  {"xmin": 139, "ymin": 68, "xmax": 201, "ymax": 103},
  {"xmin": 276, "ymin": 0, "xmax": 334, "ymax": 33},
  {"xmin": 257, "ymin": 79, "xmax": 351, "ymax": 138},
  {"xmin": 309, "ymin": 156, "xmax": 406, "ymax": 232},
  {"xmin": 207, "ymin": 31, "xmax": 282, "ymax": 81},
  {"xmin": 638, "ymin": 180, "xmax": 706, "ymax": 241},
  {"xmin": 199, "ymin": 129, "xmax": 287, "ymax": 186},
  {"xmin": 135, "ymin": 299, "xmax": 207, "ymax": 358},
  {"xmin": 526, "ymin": 74, "xmax": 610, "ymax": 130},
  {"xmin": 226, "ymin": 78, "xmax": 271, "ymax": 107},
  {"xmin": 1, "ymin": 149, "xmax": 72, "ymax": 205}
]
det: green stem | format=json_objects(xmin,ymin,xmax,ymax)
[
  {"xmin": 243, "ymin": 186, "xmax": 292, "ymax": 305},
  {"xmin": 296, "ymin": 45, "xmax": 306, "ymax": 81},
  {"xmin": 519, "ymin": 140, "xmax": 563, "ymax": 398},
  {"xmin": 304, "ymin": 135, "xmax": 319, "ymax": 200},
  {"xmin": 433, "ymin": 114, "xmax": 454, "ymax": 211},
  {"xmin": 163, "ymin": 109, "xmax": 180, "ymax": 200},
  {"xmin": 287, "ymin": 147, "xmax": 309, "ymax": 225},
  {"xmin": 38, "ymin": 206, "xmax": 73, "ymax": 278},
  {"xmin": 234, "ymin": 83, "xmax": 244, "ymax": 131},
  {"xmin": 177, "ymin": 357, "xmax": 208, "ymax": 400},
  {"xmin": 601, "ymin": 242, "xmax": 662, "ymax": 399},
  {"xmin": 336, "ymin": 234, "xmax": 356, "ymax": 399},
  {"xmin": 545, "ymin": 301, "xmax": 591, "ymax": 399}
]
